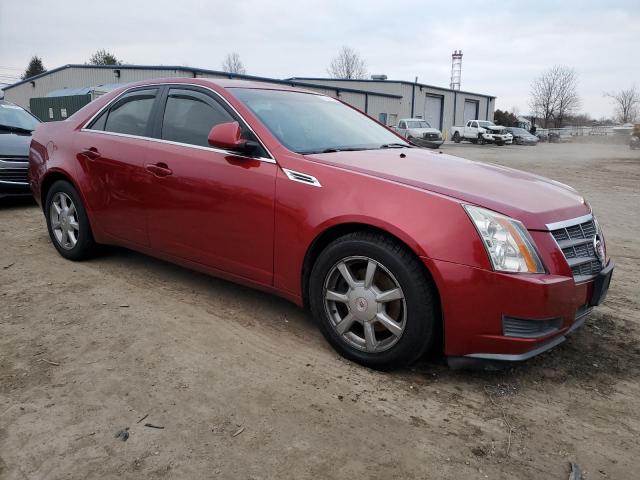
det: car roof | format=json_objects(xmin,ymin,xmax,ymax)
[{"xmin": 115, "ymin": 77, "xmax": 323, "ymax": 96}]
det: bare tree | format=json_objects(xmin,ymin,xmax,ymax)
[
  {"xmin": 327, "ymin": 46, "xmax": 367, "ymax": 80},
  {"xmin": 605, "ymin": 86, "xmax": 639, "ymax": 123},
  {"xmin": 222, "ymin": 52, "xmax": 246, "ymax": 75},
  {"xmin": 529, "ymin": 65, "xmax": 581, "ymax": 128}
]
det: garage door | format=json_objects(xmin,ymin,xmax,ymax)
[
  {"xmin": 463, "ymin": 100, "xmax": 479, "ymax": 123},
  {"xmin": 424, "ymin": 95, "xmax": 442, "ymax": 130}
]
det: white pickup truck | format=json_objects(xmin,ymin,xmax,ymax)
[
  {"xmin": 450, "ymin": 120, "xmax": 512, "ymax": 146},
  {"xmin": 393, "ymin": 118, "xmax": 444, "ymax": 149}
]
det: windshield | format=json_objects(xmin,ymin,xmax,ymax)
[
  {"xmin": 0, "ymin": 103, "xmax": 40, "ymax": 132},
  {"xmin": 407, "ymin": 120, "xmax": 431, "ymax": 129},
  {"xmin": 478, "ymin": 121, "xmax": 495, "ymax": 128},
  {"xmin": 510, "ymin": 128, "xmax": 529, "ymax": 135},
  {"xmin": 231, "ymin": 88, "xmax": 407, "ymax": 154}
]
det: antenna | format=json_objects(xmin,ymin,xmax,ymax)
[{"xmin": 450, "ymin": 50, "xmax": 463, "ymax": 90}]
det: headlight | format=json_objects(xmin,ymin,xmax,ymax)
[{"xmin": 463, "ymin": 205, "xmax": 545, "ymax": 273}]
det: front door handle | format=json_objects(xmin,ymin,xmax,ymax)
[
  {"xmin": 80, "ymin": 147, "xmax": 101, "ymax": 160},
  {"xmin": 145, "ymin": 162, "xmax": 173, "ymax": 177}
]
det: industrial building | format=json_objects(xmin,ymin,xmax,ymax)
[{"xmin": 2, "ymin": 62, "xmax": 495, "ymax": 137}]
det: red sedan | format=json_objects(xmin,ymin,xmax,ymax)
[{"xmin": 29, "ymin": 78, "xmax": 613, "ymax": 369}]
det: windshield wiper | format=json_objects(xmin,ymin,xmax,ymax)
[
  {"xmin": 379, "ymin": 143, "xmax": 412, "ymax": 149},
  {"xmin": 0, "ymin": 124, "xmax": 34, "ymax": 134},
  {"xmin": 302, "ymin": 147, "xmax": 371, "ymax": 154}
]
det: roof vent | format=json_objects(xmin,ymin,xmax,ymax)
[{"xmin": 370, "ymin": 74, "xmax": 387, "ymax": 81}]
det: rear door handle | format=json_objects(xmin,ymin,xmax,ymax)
[
  {"xmin": 81, "ymin": 147, "xmax": 101, "ymax": 160},
  {"xmin": 145, "ymin": 162, "xmax": 173, "ymax": 177}
]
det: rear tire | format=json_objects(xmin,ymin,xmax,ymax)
[
  {"xmin": 44, "ymin": 180, "xmax": 97, "ymax": 261},
  {"xmin": 309, "ymin": 232, "xmax": 437, "ymax": 370},
  {"xmin": 452, "ymin": 132, "xmax": 461, "ymax": 143}
]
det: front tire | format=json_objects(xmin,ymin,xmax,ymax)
[
  {"xmin": 45, "ymin": 180, "xmax": 97, "ymax": 260},
  {"xmin": 309, "ymin": 232, "xmax": 437, "ymax": 370}
]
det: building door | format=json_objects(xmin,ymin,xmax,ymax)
[
  {"xmin": 424, "ymin": 95, "xmax": 443, "ymax": 130},
  {"xmin": 463, "ymin": 100, "xmax": 479, "ymax": 123}
]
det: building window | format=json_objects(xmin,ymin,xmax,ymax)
[
  {"xmin": 387, "ymin": 113, "xmax": 398, "ymax": 126},
  {"xmin": 378, "ymin": 112, "xmax": 387, "ymax": 125}
]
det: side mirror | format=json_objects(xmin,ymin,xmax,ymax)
[{"xmin": 208, "ymin": 121, "xmax": 255, "ymax": 153}]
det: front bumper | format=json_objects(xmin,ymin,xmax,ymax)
[
  {"xmin": 412, "ymin": 137, "xmax": 444, "ymax": 149},
  {"xmin": 422, "ymin": 256, "xmax": 614, "ymax": 361},
  {"xmin": 482, "ymin": 133, "xmax": 511, "ymax": 144}
]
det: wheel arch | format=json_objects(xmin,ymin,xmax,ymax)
[{"xmin": 301, "ymin": 221, "xmax": 444, "ymax": 353}]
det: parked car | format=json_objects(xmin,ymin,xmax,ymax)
[
  {"xmin": 548, "ymin": 131, "xmax": 573, "ymax": 143},
  {"xmin": 506, "ymin": 127, "xmax": 539, "ymax": 146},
  {"xmin": 0, "ymin": 100, "xmax": 41, "ymax": 199},
  {"xmin": 630, "ymin": 124, "xmax": 640, "ymax": 150},
  {"xmin": 393, "ymin": 118, "xmax": 443, "ymax": 149},
  {"xmin": 29, "ymin": 79, "xmax": 613, "ymax": 370},
  {"xmin": 451, "ymin": 120, "xmax": 512, "ymax": 145}
]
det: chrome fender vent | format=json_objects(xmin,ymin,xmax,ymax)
[{"xmin": 282, "ymin": 168, "xmax": 322, "ymax": 187}]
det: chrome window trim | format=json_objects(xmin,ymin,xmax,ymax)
[
  {"xmin": 79, "ymin": 82, "xmax": 276, "ymax": 164},
  {"xmin": 281, "ymin": 168, "xmax": 322, "ymax": 187},
  {"xmin": 545, "ymin": 213, "xmax": 593, "ymax": 231}
]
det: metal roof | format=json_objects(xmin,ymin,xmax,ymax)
[
  {"xmin": 46, "ymin": 83, "xmax": 126, "ymax": 97},
  {"xmin": 1, "ymin": 64, "xmax": 402, "ymax": 99},
  {"xmin": 286, "ymin": 77, "xmax": 496, "ymax": 99}
]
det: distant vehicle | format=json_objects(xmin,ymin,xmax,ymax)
[
  {"xmin": 630, "ymin": 124, "xmax": 640, "ymax": 150},
  {"xmin": 535, "ymin": 131, "xmax": 549, "ymax": 142},
  {"xmin": 393, "ymin": 118, "xmax": 443, "ymax": 149},
  {"xmin": 0, "ymin": 100, "xmax": 41, "ymax": 199},
  {"xmin": 548, "ymin": 131, "xmax": 572, "ymax": 143},
  {"xmin": 450, "ymin": 120, "xmax": 512, "ymax": 146},
  {"xmin": 506, "ymin": 127, "xmax": 539, "ymax": 146}
]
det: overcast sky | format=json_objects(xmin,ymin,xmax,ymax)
[{"xmin": 1, "ymin": 0, "xmax": 638, "ymax": 119}]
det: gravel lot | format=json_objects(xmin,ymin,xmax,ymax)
[{"xmin": 1, "ymin": 142, "xmax": 639, "ymax": 479}]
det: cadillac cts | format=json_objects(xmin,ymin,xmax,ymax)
[{"xmin": 29, "ymin": 78, "xmax": 613, "ymax": 369}]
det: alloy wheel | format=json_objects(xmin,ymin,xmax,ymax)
[
  {"xmin": 50, "ymin": 192, "xmax": 80, "ymax": 250},
  {"xmin": 323, "ymin": 256, "xmax": 407, "ymax": 353}
]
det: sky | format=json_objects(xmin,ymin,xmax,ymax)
[{"xmin": 1, "ymin": 0, "xmax": 638, "ymax": 119}]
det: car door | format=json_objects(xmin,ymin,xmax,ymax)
[
  {"xmin": 142, "ymin": 86, "xmax": 277, "ymax": 285},
  {"xmin": 78, "ymin": 87, "xmax": 160, "ymax": 247},
  {"xmin": 467, "ymin": 121, "xmax": 478, "ymax": 137}
]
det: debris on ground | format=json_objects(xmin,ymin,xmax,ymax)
[
  {"xmin": 39, "ymin": 358, "xmax": 60, "ymax": 366},
  {"xmin": 136, "ymin": 413, "xmax": 149, "ymax": 424},
  {"xmin": 114, "ymin": 428, "xmax": 130, "ymax": 442},
  {"xmin": 232, "ymin": 426, "xmax": 245, "ymax": 437},
  {"xmin": 569, "ymin": 462, "xmax": 583, "ymax": 480},
  {"xmin": 144, "ymin": 423, "xmax": 165, "ymax": 429}
]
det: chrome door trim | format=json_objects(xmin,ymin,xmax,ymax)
[{"xmin": 80, "ymin": 82, "xmax": 276, "ymax": 164}]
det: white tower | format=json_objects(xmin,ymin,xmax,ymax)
[{"xmin": 450, "ymin": 50, "xmax": 463, "ymax": 90}]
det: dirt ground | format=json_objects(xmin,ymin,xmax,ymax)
[{"xmin": 1, "ymin": 142, "xmax": 639, "ymax": 480}]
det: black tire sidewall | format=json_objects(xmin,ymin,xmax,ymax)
[
  {"xmin": 44, "ymin": 180, "xmax": 95, "ymax": 260},
  {"xmin": 309, "ymin": 235, "xmax": 435, "ymax": 370}
]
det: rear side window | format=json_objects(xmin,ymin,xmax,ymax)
[
  {"xmin": 161, "ymin": 88, "xmax": 234, "ymax": 147},
  {"xmin": 88, "ymin": 88, "xmax": 158, "ymax": 136}
]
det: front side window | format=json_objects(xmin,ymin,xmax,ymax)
[
  {"xmin": 398, "ymin": 121, "xmax": 406, "ymax": 129},
  {"xmin": 231, "ymin": 89, "xmax": 407, "ymax": 154},
  {"xmin": 89, "ymin": 88, "xmax": 158, "ymax": 136},
  {"xmin": 161, "ymin": 89, "xmax": 233, "ymax": 147}
]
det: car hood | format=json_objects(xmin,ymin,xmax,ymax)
[
  {"xmin": 408, "ymin": 128, "xmax": 441, "ymax": 135},
  {"xmin": 0, "ymin": 131, "xmax": 32, "ymax": 156},
  {"xmin": 306, "ymin": 148, "xmax": 589, "ymax": 229}
]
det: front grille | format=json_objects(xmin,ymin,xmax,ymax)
[
  {"xmin": 423, "ymin": 133, "xmax": 440, "ymax": 140},
  {"xmin": 550, "ymin": 217, "xmax": 602, "ymax": 282},
  {"xmin": 0, "ymin": 155, "xmax": 29, "ymax": 162},
  {"xmin": 0, "ymin": 167, "xmax": 28, "ymax": 182}
]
